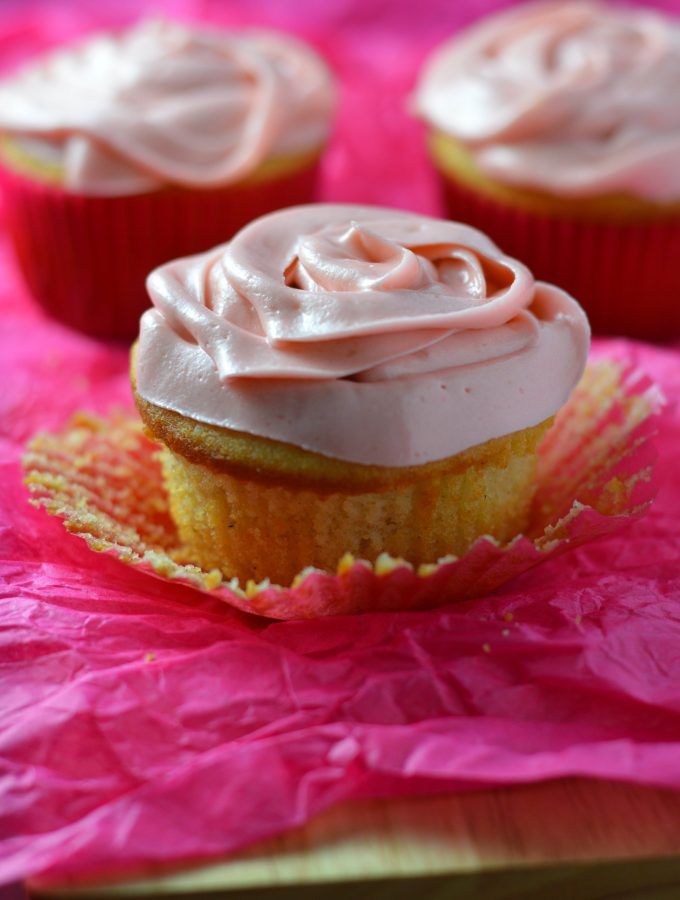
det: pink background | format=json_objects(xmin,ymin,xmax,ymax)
[{"xmin": 2, "ymin": 0, "xmax": 680, "ymax": 886}]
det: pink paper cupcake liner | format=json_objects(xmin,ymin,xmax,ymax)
[
  {"xmin": 0, "ymin": 160, "xmax": 319, "ymax": 341},
  {"xmin": 438, "ymin": 171, "xmax": 680, "ymax": 342},
  {"xmin": 22, "ymin": 358, "xmax": 662, "ymax": 619}
]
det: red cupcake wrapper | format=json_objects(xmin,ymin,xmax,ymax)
[
  {"xmin": 0, "ymin": 161, "xmax": 319, "ymax": 341},
  {"xmin": 438, "ymin": 171, "xmax": 680, "ymax": 341}
]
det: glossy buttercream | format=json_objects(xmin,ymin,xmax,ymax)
[
  {"xmin": 415, "ymin": 1, "xmax": 680, "ymax": 201},
  {"xmin": 0, "ymin": 19, "xmax": 334, "ymax": 195},
  {"xmin": 136, "ymin": 205, "xmax": 589, "ymax": 467}
]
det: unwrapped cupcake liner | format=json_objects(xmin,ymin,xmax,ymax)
[
  {"xmin": 21, "ymin": 358, "xmax": 661, "ymax": 619},
  {"xmin": 439, "ymin": 171, "xmax": 680, "ymax": 341},
  {"xmin": 0, "ymin": 161, "xmax": 319, "ymax": 341}
]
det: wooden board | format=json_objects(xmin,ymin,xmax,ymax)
[{"xmin": 28, "ymin": 778, "xmax": 680, "ymax": 900}]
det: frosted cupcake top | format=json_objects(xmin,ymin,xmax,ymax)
[
  {"xmin": 415, "ymin": 1, "xmax": 680, "ymax": 201},
  {"xmin": 135, "ymin": 204, "xmax": 590, "ymax": 467},
  {"xmin": 0, "ymin": 19, "xmax": 334, "ymax": 195}
]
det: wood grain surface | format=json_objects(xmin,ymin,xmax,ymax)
[{"xmin": 29, "ymin": 778, "xmax": 680, "ymax": 900}]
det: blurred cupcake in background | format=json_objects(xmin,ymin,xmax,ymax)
[
  {"xmin": 0, "ymin": 19, "xmax": 335, "ymax": 339},
  {"xmin": 414, "ymin": 1, "xmax": 680, "ymax": 341}
]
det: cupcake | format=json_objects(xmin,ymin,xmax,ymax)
[
  {"xmin": 414, "ymin": 1, "xmax": 680, "ymax": 340},
  {"xmin": 0, "ymin": 20, "xmax": 335, "ymax": 340},
  {"xmin": 131, "ymin": 204, "xmax": 590, "ymax": 586}
]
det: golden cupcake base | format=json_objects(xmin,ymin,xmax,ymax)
[{"xmin": 158, "ymin": 420, "xmax": 550, "ymax": 585}]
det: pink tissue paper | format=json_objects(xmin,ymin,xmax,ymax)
[{"xmin": 2, "ymin": 0, "xmax": 680, "ymax": 887}]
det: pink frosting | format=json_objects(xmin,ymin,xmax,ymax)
[
  {"xmin": 0, "ymin": 20, "xmax": 334, "ymax": 195},
  {"xmin": 136, "ymin": 205, "xmax": 590, "ymax": 467},
  {"xmin": 415, "ymin": 1, "xmax": 680, "ymax": 201}
]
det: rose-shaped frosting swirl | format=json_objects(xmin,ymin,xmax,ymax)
[
  {"xmin": 136, "ymin": 204, "xmax": 590, "ymax": 466},
  {"xmin": 415, "ymin": 1, "xmax": 680, "ymax": 200},
  {"xmin": 0, "ymin": 19, "xmax": 334, "ymax": 195}
]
